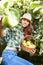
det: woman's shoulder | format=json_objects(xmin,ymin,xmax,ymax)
[
  {"xmin": 4, "ymin": 28, "xmax": 10, "ymax": 32},
  {"xmin": 4, "ymin": 28, "xmax": 10, "ymax": 36}
]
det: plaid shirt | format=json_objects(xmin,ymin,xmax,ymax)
[{"xmin": 4, "ymin": 24, "xmax": 23, "ymax": 50}]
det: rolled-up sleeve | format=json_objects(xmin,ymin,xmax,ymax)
[{"xmin": 4, "ymin": 28, "xmax": 10, "ymax": 43}]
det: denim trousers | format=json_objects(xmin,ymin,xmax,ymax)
[{"xmin": 2, "ymin": 49, "xmax": 33, "ymax": 65}]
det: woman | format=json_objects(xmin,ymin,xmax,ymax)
[
  {"xmin": 20, "ymin": 13, "xmax": 36, "ymax": 55},
  {"xmin": 1, "ymin": 16, "xmax": 33, "ymax": 65}
]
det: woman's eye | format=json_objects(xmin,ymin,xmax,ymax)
[{"xmin": 23, "ymin": 18, "xmax": 26, "ymax": 21}]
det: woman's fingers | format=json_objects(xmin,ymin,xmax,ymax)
[{"xmin": 28, "ymin": 48, "xmax": 36, "ymax": 55}]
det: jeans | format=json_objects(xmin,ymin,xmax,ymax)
[{"xmin": 2, "ymin": 49, "xmax": 33, "ymax": 65}]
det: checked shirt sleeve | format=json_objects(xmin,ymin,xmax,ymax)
[
  {"xmin": 4, "ymin": 28, "xmax": 10, "ymax": 43},
  {"xmin": 14, "ymin": 25, "xmax": 23, "ymax": 48}
]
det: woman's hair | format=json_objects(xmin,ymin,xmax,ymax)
[{"xmin": 22, "ymin": 22, "xmax": 33, "ymax": 36}]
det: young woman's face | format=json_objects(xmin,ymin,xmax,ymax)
[{"xmin": 21, "ymin": 18, "xmax": 30, "ymax": 27}]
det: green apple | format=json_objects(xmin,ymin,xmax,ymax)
[
  {"xmin": 28, "ymin": 44, "xmax": 36, "ymax": 48},
  {"xmin": 22, "ymin": 40, "xmax": 27, "ymax": 46},
  {"xmin": 22, "ymin": 40, "xmax": 36, "ymax": 48},
  {"xmin": 27, "ymin": 40, "xmax": 33, "ymax": 45},
  {"xmin": 2, "ymin": 15, "xmax": 11, "ymax": 28},
  {"xmin": 2, "ymin": 14, "xmax": 18, "ymax": 28}
]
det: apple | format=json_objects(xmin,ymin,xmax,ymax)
[
  {"xmin": 22, "ymin": 40, "xmax": 27, "ymax": 46},
  {"xmin": 28, "ymin": 44, "xmax": 36, "ymax": 48},
  {"xmin": 2, "ymin": 14, "xmax": 18, "ymax": 28},
  {"xmin": 22, "ymin": 40, "xmax": 36, "ymax": 48}
]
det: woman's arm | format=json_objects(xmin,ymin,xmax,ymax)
[{"xmin": 0, "ymin": 17, "xmax": 5, "ymax": 37}]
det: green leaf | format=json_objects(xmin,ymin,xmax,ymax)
[
  {"xmin": 4, "ymin": 2, "xmax": 8, "ymax": 8},
  {"xmin": 33, "ymin": 6, "xmax": 41, "ymax": 13},
  {"xmin": 30, "ymin": 1, "xmax": 40, "ymax": 9},
  {"xmin": 9, "ymin": 8, "xmax": 20, "ymax": 21},
  {"xmin": 40, "ymin": 8, "xmax": 43, "ymax": 16}
]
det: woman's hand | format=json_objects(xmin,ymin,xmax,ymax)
[
  {"xmin": 21, "ymin": 35, "xmax": 36, "ymax": 56},
  {"xmin": 28, "ymin": 48, "xmax": 36, "ymax": 56}
]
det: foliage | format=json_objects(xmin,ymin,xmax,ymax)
[{"xmin": 0, "ymin": 0, "xmax": 43, "ymax": 55}]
